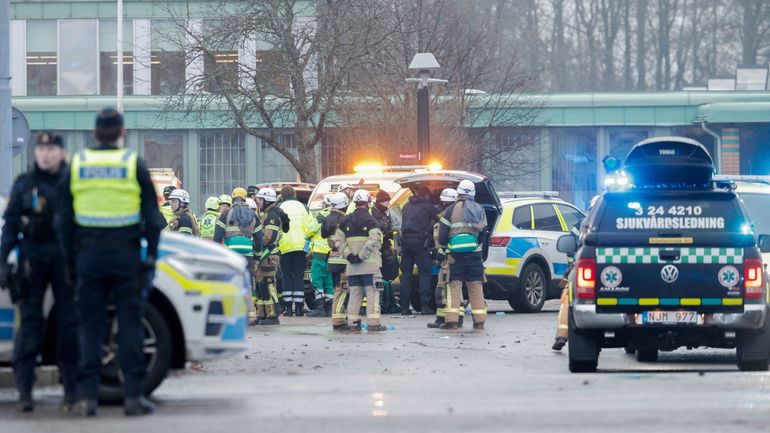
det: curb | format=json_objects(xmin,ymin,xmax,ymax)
[{"xmin": 0, "ymin": 367, "xmax": 60, "ymax": 389}]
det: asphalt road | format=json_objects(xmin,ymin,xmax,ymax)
[{"xmin": 2, "ymin": 300, "xmax": 769, "ymax": 432}]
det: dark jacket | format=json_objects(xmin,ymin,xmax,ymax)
[
  {"xmin": 371, "ymin": 203, "xmax": 393, "ymax": 249},
  {"xmin": 1, "ymin": 163, "xmax": 66, "ymax": 260},
  {"xmin": 322, "ymin": 209, "xmax": 347, "ymax": 239},
  {"xmin": 56, "ymin": 144, "xmax": 166, "ymax": 266},
  {"xmin": 400, "ymin": 195, "xmax": 439, "ymax": 248}
]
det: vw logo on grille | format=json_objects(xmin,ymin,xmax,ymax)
[{"xmin": 660, "ymin": 265, "xmax": 679, "ymax": 283}]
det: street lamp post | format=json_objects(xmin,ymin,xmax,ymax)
[{"xmin": 405, "ymin": 53, "xmax": 447, "ymax": 163}]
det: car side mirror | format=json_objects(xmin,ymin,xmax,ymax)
[
  {"xmin": 557, "ymin": 233, "xmax": 579, "ymax": 255},
  {"xmin": 759, "ymin": 234, "xmax": 770, "ymax": 253}
]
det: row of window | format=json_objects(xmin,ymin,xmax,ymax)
[
  {"xmin": 512, "ymin": 203, "xmax": 584, "ymax": 232},
  {"xmin": 21, "ymin": 19, "xmax": 281, "ymax": 97}
]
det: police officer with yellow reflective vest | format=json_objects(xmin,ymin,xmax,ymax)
[
  {"xmin": 199, "ymin": 196, "xmax": 220, "ymax": 240},
  {"xmin": 159, "ymin": 185, "xmax": 176, "ymax": 227},
  {"xmin": 0, "ymin": 132, "xmax": 78, "ymax": 413},
  {"xmin": 214, "ymin": 187, "xmax": 260, "ymax": 322},
  {"xmin": 306, "ymin": 195, "xmax": 334, "ymax": 317},
  {"xmin": 428, "ymin": 188, "xmax": 464, "ymax": 329},
  {"xmin": 437, "ymin": 180, "xmax": 488, "ymax": 330},
  {"xmin": 56, "ymin": 108, "xmax": 166, "ymax": 416},
  {"xmin": 334, "ymin": 190, "xmax": 387, "ymax": 332},
  {"xmin": 278, "ymin": 185, "xmax": 310, "ymax": 316},
  {"xmin": 254, "ymin": 188, "xmax": 289, "ymax": 325},
  {"xmin": 323, "ymin": 192, "xmax": 351, "ymax": 331},
  {"xmin": 167, "ymin": 189, "xmax": 199, "ymax": 236}
]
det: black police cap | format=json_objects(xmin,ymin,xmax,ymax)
[
  {"xmin": 34, "ymin": 132, "xmax": 65, "ymax": 148},
  {"xmin": 95, "ymin": 108, "xmax": 125, "ymax": 129}
]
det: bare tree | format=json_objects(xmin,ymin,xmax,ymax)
[{"xmin": 157, "ymin": 0, "xmax": 389, "ymax": 183}]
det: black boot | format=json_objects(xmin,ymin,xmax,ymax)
[
  {"xmin": 74, "ymin": 399, "xmax": 98, "ymax": 417},
  {"xmin": 60, "ymin": 391, "xmax": 77, "ymax": 413},
  {"xmin": 124, "ymin": 396, "xmax": 156, "ymax": 416},
  {"xmin": 307, "ymin": 300, "xmax": 326, "ymax": 317},
  {"xmin": 427, "ymin": 316, "xmax": 445, "ymax": 328},
  {"xmin": 294, "ymin": 302, "xmax": 305, "ymax": 317},
  {"xmin": 282, "ymin": 302, "xmax": 293, "ymax": 317},
  {"xmin": 17, "ymin": 391, "xmax": 33, "ymax": 413},
  {"xmin": 324, "ymin": 300, "xmax": 332, "ymax": 317},
  {"xmin": 552, "ymin": 336, "xmax": 567, "ymax": 351},
  {"xmin": 259, "ymin": 316, "xmax": 280, "ymax": 325},
  {"xmin": 458, "ymin": 315, "xmax": 464, "ymax": 328}
]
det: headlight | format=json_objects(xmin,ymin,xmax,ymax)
[{"xmin": 166, "ymin": 256, "xmax": 240, "ymax": 282}]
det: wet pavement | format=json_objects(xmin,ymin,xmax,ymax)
[{"xmin": 1, "ymin": 300, "xmax": 769, "ymax": 432}]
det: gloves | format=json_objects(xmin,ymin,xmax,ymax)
[{"xmin": 346, "ymin": 254, "xmax": 362, "ymax": 264}]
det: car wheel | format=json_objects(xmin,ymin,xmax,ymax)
[
  {"xmin": 635, "ymin": 349, "xmax": 658, "ymax": 363},
  {"xmin": 98, "ymin": 303, "xmax": 173, "ymax": 404},
  {"xmin": 737, "ymin": 312, "xmax": 770, "ymax": 372},
  {"xmin": 510, "ymin": 263, "xmax": 547, "ymax": 313},
  {"xmin": 567, "ymin": 309, "xmax": 598, "ymax": 373}
]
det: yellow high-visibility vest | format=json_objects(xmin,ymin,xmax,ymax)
[
  {"xmin": 279, "ymin": 200, "xmax": 310, "ymax": 253},
  {"xmin": 70, "ymin": 148, "xmax": 141, "ymax": 227}
]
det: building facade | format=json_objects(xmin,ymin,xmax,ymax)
[{"xmin": 9, "ymin": 1, "xmax": 770, "ymax": 212}]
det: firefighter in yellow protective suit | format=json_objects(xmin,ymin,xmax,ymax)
[
  {"xmin": 323, "ymin": 192, "xmax": 351, "ymax": 331},
  {"xmin": 428, "ymin": 188, "xmax": 465, "ymax": 328},
  {"xmin": 253, "ymin": 188, "xmax": 289, "ymax": 325},
  {"xmin": 437, "ymin": 180, "xmax": 488, "ymax": 330}
]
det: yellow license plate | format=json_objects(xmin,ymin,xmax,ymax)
[{"xmin": 649, "ymin": 237, "xmax": 693, "ymax": 244}]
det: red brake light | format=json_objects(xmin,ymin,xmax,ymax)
[
  {"xmin": 744, "ymin": 258, "xmax": 764, "ymax": 298},
  {"xmin": 490, "ymin": 236, "xmax": 510, "ymax": 247},
  {"xmin": 576, "ymin": 258, "xmax": 596, "ymax": 299}
]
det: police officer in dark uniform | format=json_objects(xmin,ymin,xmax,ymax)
[
  {"xmin": 56, "ymin": 108, "xmax": 166, "ymax": 417},
  {"xmin": 0, "ymin": 132, "xmax": 78, "ymax": 413},
  {"xmin": 399, "ymin": 186, "xmax": 439, "ymax": 315}
]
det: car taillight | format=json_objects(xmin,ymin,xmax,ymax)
[
  {"xmin": 490, "ymin": 236, "xmax": 510, "ymax": 247},
  {"xmin": 576, "ymin": 258, "xmax": 596, "ymax": 299},
  {"xmin": 744, "ymin": 258, "xmax": 764, "ymax": 298}
]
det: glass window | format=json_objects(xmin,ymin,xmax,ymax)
[
  {"xmin": 59, "ymin": 19, "xmax": 98, "ymax": 95},
  {"xmin": 200, "ymin": 130, "xmax": 246, "ymax": 210},
  {"xmin": 737, "ymin": 124, "xmax": 770, "ymax": 175},
  {"xmin": 262, "ymin": 134, "xmax": 298, "ymax": 182},
  {"xmin": 201, "ymin": 20, "xmax": 239, "ymax": 93},
  {"xmin": 143, "ymin": 132, "xmax": 185, "ymax": 186},
  {"xmin": 255, "ymin": 49, "xmax": 289, "ymax": 94},
  {"xmin": 151, "ymin": 20, "xmax": 186, "ymax": 95},
  {"xmin": 26, "ymin": 20, "xmax": 57, "ymax": 96},
  {"xmin": 532, "ymin": 203, "xmax": 562, "ymax": 232},
  {"xmin": 512, "ymin": 205, "xmax": 532, "ymax": 230},
  {"xmin": 557, "ymin": 204, "xmax": 584, "ymax": 231},
  {"xmin": 551, "ymin": 128, "xmax": 597, "ymax": 210},
  {"xmin": 99, "ymin": 20, "xmax": 134, "ymax": 95},
  {"xmin": 608, "ymin": 129, "xmax": 649, "ymax": 160}
]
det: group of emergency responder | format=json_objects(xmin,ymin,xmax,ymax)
[{"xmin": 0, "ymin": 106, "xmax": 494, "ymax": 417}]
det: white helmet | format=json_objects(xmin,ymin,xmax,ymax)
[
  {"xmin": 440, "ymin": 188, "xmax": 458, "ymax": 203},
  {"xmin": 352, "ymin": 189, "xmax": 371, "ymax": 204},
  {"xmin": 329, "ymin": 192, "xmax": 349, "ymax": 209},
  {"xmin": 456, "ymin": 180, "xmax": 475, "ymax": 197},
  {"xmin": 256, "ymin": 187, "xmax": 278, "ymax": 202},
  {"xmin": 338, "ymin": 183, "xmax": 353, "ymax": 192},
  {"xmin": 205, "ymin": 196, "xmax": 219, "ymax": 210},
  {"xmin": 168, "ymin": 188, "xmax": 190, "ymax": 204},
  {"xmin": 245, "ymin": 198, "xmax": 257, "ymax": 210}
]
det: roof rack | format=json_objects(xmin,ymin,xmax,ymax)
[
  {"xmin": 497, "ymin": 191, "xmax": 559, "ymax": 199},
  {"xmin": 713, "ymin": 175, "xmax": 770, "ymax": 185}
]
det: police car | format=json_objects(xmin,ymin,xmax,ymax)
[
  {"xmin": 0, "ymin": 207, "xmax": 249, "ymax": 401},
  {"xmin": 484, "ymin": 192, "xmax": 585, "ymax": 313},
  {"xmin": 558, "ymin": 137, "xmax": 770, "ymax": 372}
]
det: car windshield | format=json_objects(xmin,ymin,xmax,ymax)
[{"xmin": 738, "ymin": 192, "xmax": 770, "ymax": 235}]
